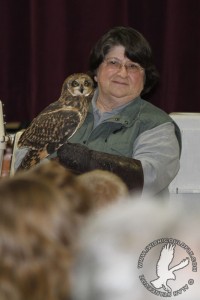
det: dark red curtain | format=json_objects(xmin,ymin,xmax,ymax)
[{"xmin": 1, "ymin": 0, "xmax": 200, "ymax": 124}]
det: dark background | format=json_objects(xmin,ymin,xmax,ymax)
[{"xmin": 1, "ymin": 0, "xmax": 200, "ymax": 126}]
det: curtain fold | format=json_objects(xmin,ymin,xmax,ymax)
[{"xmin": 1, "ymin": 0, "xmax": 200, "ymax": 124}]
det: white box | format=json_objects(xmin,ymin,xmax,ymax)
[{"xmin": 169, "ymin": 113, "xmax": 200, "ymax": 195}]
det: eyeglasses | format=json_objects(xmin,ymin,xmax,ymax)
[{"xmin": 103, "ymin": 58, "xmax": 144, "ymax": 74}]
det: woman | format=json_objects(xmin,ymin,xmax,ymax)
[{"xmin": 57, "ymin": 26, "xmax": 181, "ymax": 197}]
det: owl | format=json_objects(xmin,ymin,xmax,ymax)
[{"xmin": 17, "ymin": 73, "xmax": 94, "ymax": 171}]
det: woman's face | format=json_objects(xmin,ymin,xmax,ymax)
[{"xmin": 95, "ymin": 45, "xmax": 145, "ymax": 105}]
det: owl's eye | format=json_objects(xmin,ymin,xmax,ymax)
[
  {"xmin": 71, "ymin": 80, "xmax": 79, "ymax": 87},
  {"xmin": 84, "ymin": 80, "xmax": 91, "ymax": 87}
]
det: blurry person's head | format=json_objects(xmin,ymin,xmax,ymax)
[
  {"xmin": 77, "ymin": 169, "xmax": 129, "ymax": 210},
  {"xmin": 0, "ymin": 173, "xmax": 79, "ymax": 300},
  {"xmin": 70, "ymin": 196, "xmax": 200, "ymax": 300},
  {"xmin": 28, "ymin": 160, "xmax": 93, "ymax": 216}
]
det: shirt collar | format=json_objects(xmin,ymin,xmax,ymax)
[{"xmin": 92, "ymin": 88, "xmax": 137, "ymax": 115}]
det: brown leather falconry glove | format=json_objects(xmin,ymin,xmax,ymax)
[{"xmin": 57, "ymin": 143, "xmax": 144, "ymax": 193}]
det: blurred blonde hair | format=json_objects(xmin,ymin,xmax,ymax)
[
  {"xmin": 0, "ymin": 172, "xmax": 79, "ymax": 300},
  {"xmin": 77, "ymin": 169, "xmax": 129, "ymax": 209},
  {"xmin": 27, "ymin": 160, "xmax": 93, "ymax": 216}
]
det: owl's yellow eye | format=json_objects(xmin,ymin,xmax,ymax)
[
  {"xmin": 84, "ymin": 80, "xmax": 91, "ymax": 87},
  {"xmin": 71, "ymin": 80, "xmax": 79, "ymax": 87}
]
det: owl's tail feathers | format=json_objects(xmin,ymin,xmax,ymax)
[{"xmin": 16, "ymin": 148, "xmax": 48, "ymax": 172}]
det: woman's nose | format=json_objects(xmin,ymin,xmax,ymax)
[{"xmin": 117, "ymin": 65, "xmax": 129, "ymax": 77}]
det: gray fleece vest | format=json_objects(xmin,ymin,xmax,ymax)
[{"xmin": 69, "ymin": 97, "xmax": 181, "ymax": 157}]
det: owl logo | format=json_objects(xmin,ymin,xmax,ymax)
[{"xmin": 150, "ymin": 243, "xmax": 189, "ymax": 293}]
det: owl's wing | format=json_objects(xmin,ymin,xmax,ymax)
[
  {"xmin": 17, "ymin": 148, "xmax": 44, "ymax": 171},
  {"xmin": 156, "ymin": 244, "xmax": 175, "ymax": 276},
  {"xmin": 39, "ymin": 99, "xmax": 63, "ymax": 112},
  {"xmin": 18, "ymin": 108, "xmax": 82, "ymax": 154}
]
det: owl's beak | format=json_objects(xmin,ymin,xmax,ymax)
[{"xmin": 80, "ymin": 84, "xmax": 84, "ymax": 94}]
